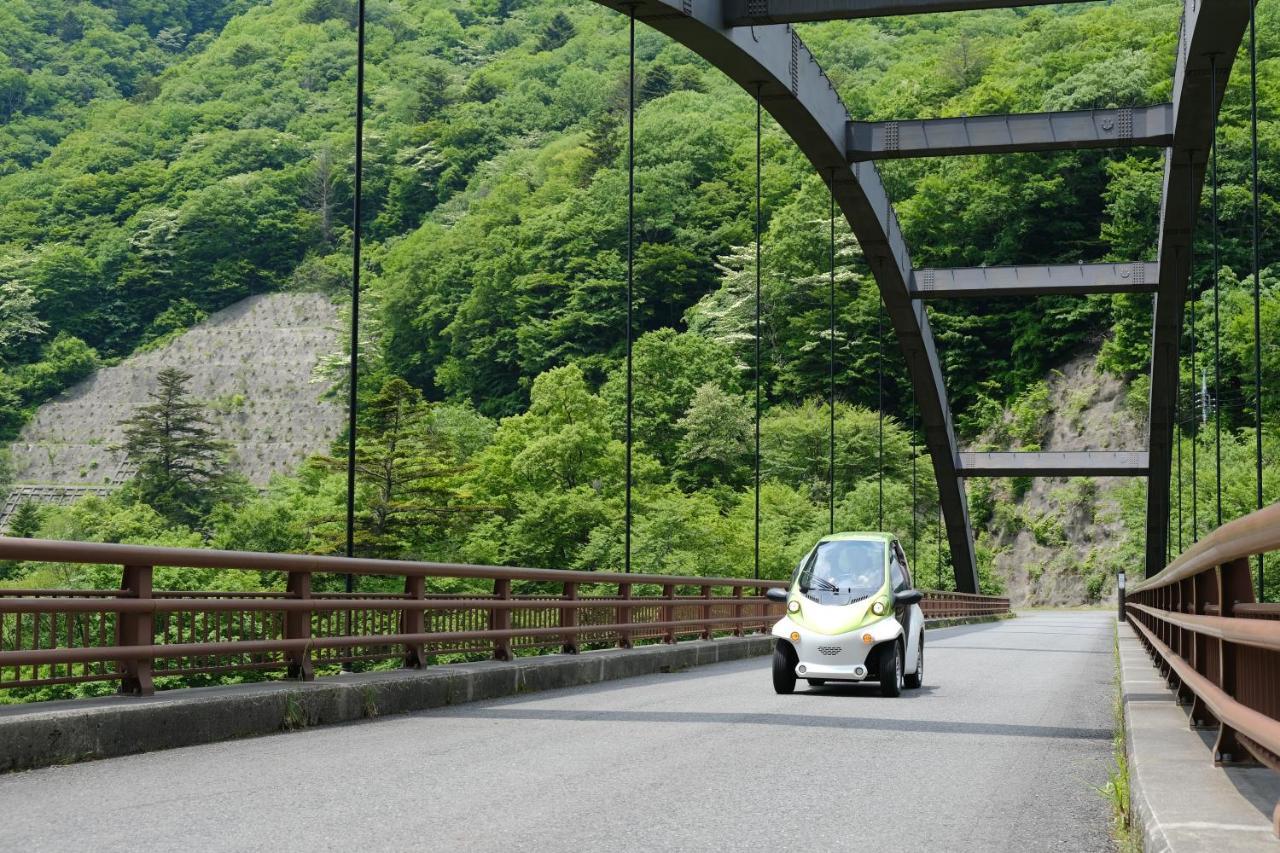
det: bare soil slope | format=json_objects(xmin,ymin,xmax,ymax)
[
  {"xmin": 8, "ymin": 293, "xmax": 343, "ymax": 492},
  {"xmin": 972, "ymin": 352, "xmax": 1144, "ymax": 607}
]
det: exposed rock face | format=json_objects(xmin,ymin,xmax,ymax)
[
  {"xmin": 972, "ymin": 351, "xmax": 1145, "ymax": 607},
  {"xmin": 7, "ymin": 293, "xmax": 343, "ymax": 493}
]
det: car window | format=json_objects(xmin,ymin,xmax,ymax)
[
  {"xmin": 893, "ymin": 540, "xmax": 913, "ymax": 590},
  {"xmin": 889, "ymin": 541, "xmax": 909, "ymax": 593},
  {"xmin": 797, "ymin": 540, "xmax": 886, "ymax": 606}
]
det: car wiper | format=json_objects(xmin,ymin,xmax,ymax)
[{"xmin": 811, "ymin": 577, "xmax": 839, "ymax": 592}]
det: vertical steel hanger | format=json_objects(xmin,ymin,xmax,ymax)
[
  {"xmin": 1189, "ymin": 151, "xmax": 1199, "ymax": 544},
  {"xmin": 754, "ymin": 83, "xmax": 762, "ymax": 580},
  {"xmin": 1210, "ymin": 54, "xmax": 1223, "ymax": 530},
  {"xmin": 877, "ymin": 300, "xmax": 884, "ymax": 531},
  {"xmin": 1249, "ymin": 6, "xmax": 1265, "ymax": 599},
  {"xmin": 625, "ymin": 7, "xmax": 635, "ymax": 574},
  {"xmin": 345, "ymin": 0, "xmax": 367, "ymax": 607},
  {"xmin": 829, "ymin": 169, "xmax": 836, "ymax": 536}
]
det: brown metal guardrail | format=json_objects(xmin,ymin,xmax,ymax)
[
  {"xmin": 0, "ymin": 536, "xmax": 1009, "ymax": 697},
  {"xmin": 1124, "ymin": 501, "xmax": 1280, "ymax": 836}
]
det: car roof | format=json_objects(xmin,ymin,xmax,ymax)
[{"xmin": 817, "ymin": 531, "xmax": 895, "ymax": 544}]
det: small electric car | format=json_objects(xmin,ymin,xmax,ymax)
[{"xmin": 766, "ymin": 532, "xmax": 924, "ymax": 697}]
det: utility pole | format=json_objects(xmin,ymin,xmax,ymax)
[{"xmin": 1200, "ymin": 369, "xmax": 1210, "ymax": 426}]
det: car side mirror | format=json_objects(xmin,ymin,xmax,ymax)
[
  {"xmin": 894, "ymin": 589, "xmax": 924, "ymax": 607},
  {"xmin": 765, "ymin": 587, "xmax": 789, "ymax": 603}
]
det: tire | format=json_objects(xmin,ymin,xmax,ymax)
[
  {"xmin": 807, "ymin": 679, "xmax": 827, "ymax": 687},
  {"xmin": 772, "ymin": 642, "xmax": 798, "ymax": 694},
  {"xmin": 879, "ymin": 639, "xmax": 903, "ymax": 698},
  {"xmin": 904, "ymin": 635, "xmax": 923, "ymax": 689}
]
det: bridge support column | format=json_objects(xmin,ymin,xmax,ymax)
[
  {"xmin": 732, "ymin": 586, "xmax": 744, "ymax": 637},
  {"xmin": 400, "ymin": 575, "xmax": 426, "ymax": 670},
  {"xmin": 117, "ymin": 564, "xmax": 154, "ymax": 696},
  {"xmin": 1212, "ymin": 558, "xmax": 1259, "ymax": 765},
  {"xmin": 285, "ymin": 571, "xmax": 315, "ymax": 680}
]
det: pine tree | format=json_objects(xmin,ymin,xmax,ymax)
[
  {"xmin": 537, "ymin": 12, "xmax": 574, "ymax": 52},
  {"xmin": 316, "ymin": 378, "xmax": 481, "ymax": 558},
  {"xmin": 117, "ymin": 367, "xmax": 231, "ymax": 526},
  {"xmin": 7, "ymin": 499, "xmax": 42, "ymax": 538},
  {"xmin": 640, "ymin": 64, "xmax": 674, "ymax": 104}
]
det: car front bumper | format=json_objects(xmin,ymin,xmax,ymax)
[{"xmin": 771, "ymin": 613, "xmax": 903, "ymax": 681}]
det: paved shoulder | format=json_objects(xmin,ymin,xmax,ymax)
[{"xmin": 0, "ymin": 612, "xmax": 1117, "ymax": 853}]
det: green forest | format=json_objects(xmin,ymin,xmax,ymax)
[{"xmin": 1, "ymin": 0, "xmax": 1278, "ymax": 609}]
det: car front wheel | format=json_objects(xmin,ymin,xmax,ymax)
[
  {"xmin": 879, "ymin": 639, "xmax": 903, "ymax": 697},
  {"xmin": 773, "ymin": 641, "xmax": 798, "ymax": 694}
]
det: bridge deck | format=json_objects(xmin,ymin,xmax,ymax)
[{"xmin": 0, "ymin": 612, "xmax": 1116, "ymax": 852}]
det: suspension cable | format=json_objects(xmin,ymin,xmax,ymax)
[
  {"xmin": 1177, "ymin": 249, "xmax": 1184, "ymax": 554},
  {"xmin": 345, "ymin": 0, "xmax": 367, "ymax": 600},
  {"xmin": 1249, "ymin": 6, "xmax": 1265, "ymax": 600},
  {"xmin": 911, "ymin": 401, "xmax": 918, "ymax": 569},
  {"xmin": 624, "ymin": 7, "xmax": 635, "ymax": 574},
  {"xmin": 877, "ymin": 299, "xmax": 884, "ymax": 531},
  {"xmin": 1210, "ymin": 54, "xmax": 1223, "ymax": 530},
  {"xmin": 754, "ymin": 83, "xmax": 762, "ymax": 581},
  {"xmin": 829, "ymin": 169, "xmax": 836, "ymax": 536},
  {"xmin": 1189, "ymin": 151, "xmax": 1199, "ymax": 543}
]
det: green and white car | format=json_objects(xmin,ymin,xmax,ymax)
[{"xmin": 766, "ymin": 532, "xmax": 924, "ymax": 697}]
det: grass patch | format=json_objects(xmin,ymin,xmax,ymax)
[
  {"xmin": 1100, "ymin": 625, "xmax": 1140, "ymax": 851},
  {"xmin": 282, "ymin": 695, "xmax": 309, "ymax": 731}
]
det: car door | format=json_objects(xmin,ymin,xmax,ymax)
[{"xmin": 891, "ymin": 540, "xmax": 922, "ymax": 673}]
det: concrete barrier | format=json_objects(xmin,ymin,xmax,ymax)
[
  {"xmin": 0, "ymin": 613, "xmax": 1012, "ymax": 773},
  {"xmin": 0, "ymin": 637, "xmax": 772, "ymax": 773}
]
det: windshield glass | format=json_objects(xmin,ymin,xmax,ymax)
[{"xmin": 797, "ymin": 540, "xmax": 886, "ymax": 606}]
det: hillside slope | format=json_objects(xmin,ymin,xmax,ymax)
[
  {"xmin": 5, "ymin": 292, "xmax": 341, "ymax": 516},
  {"xmin": 970, "ymin": 352, "xmax": 1144, "ymax": 606}
]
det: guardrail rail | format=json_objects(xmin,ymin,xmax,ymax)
[
  {"xmin": 0, "ymin": 537, "xmax": 1009, "ymax": 698},
  {"xmin": 1124, "ymin": 502, "xmax": 1280, "ymax": 836}
]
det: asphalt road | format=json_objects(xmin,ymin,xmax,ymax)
[{"xmin": 0, "ymin": 611, "xmax": 1117, "ymax": 852}]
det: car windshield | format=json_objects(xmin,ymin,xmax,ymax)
[{"xmin": 797, "ymin": 540, "xmax": 886, "ymax": 606}]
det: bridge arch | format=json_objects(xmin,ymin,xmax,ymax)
[
  {"xmin": 594, "ymin": 0, "xmax": 980, "ymax": 590},
  {"xmin": 591, "ymin": 0, "xmax": 1257, "ymax": 585}
]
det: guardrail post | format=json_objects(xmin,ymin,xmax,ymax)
[
  {"xmin": 401, "ymin": 575, "xmax": 426, "ymax": 669},
  {"xmin": 1172, "ymin": 578, "xmax": 1193, "ymax": 703},
  {"xmin": 492, "ymin": 578, "xmax": 512, "ymax": 661},
  {"xmin": 617, "ymin": 582, "xmax": 633, "ymax": 649},
  {"xmin": 701, "ymin": 585, "xmax": 713, "ymax": 640},
  {"xmin": 732, "ymin": 586, "xmax": 744, "ymax": 637},
  {"xmin": 1213, "ymin": 558, "xmax": 1258, "ymax": 764},
  {"xmin": 117, "ymin": 564, "xmax": 154, "ymax": 696},
  {"xmin": 560, "ymin": 582, "xmax": 580, "ymax": 654},
  {"xmin": 662, "ymin": 584, "xmax": 676, "ymax": 644},
  {"xmin": 285, "ymin": 571, "xmax": 315, "ymax": 681}
]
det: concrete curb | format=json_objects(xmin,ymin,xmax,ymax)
[
  {"xmin": 1118, "ymin": 621, "xmax": 1280, "ymax": 852},
  {"xmin": 0, "ymin": 613, "xmax": 1015, "ymax": 774},
  {"xmin": 0, "ymin": 636, "xmax": 772, "ymax": 773}
]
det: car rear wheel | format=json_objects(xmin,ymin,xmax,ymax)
[
  {"xmin": 905, "ymin": 635, "xmax": 923, "ymax": 689},
  {"xmin": 879, "ymin": 639, "xmax": 903, "ymax": 698},
  {"xmin": 773, "ymin": 642, "xmax": 798, "ymax": 694}
]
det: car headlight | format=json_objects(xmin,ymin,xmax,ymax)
[
  {"xmin": 870, "ymin": 599, "xmax": 887, "ymax": 616},
  {"xmin": 787, "ymin": 599, "xmax": 800, "ymax": 614}
]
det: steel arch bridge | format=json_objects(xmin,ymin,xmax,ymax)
[{"xmin": 588, "ymin": 0, "xmax": 1256, "ymax": 591}]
